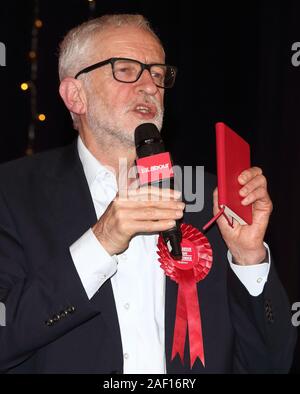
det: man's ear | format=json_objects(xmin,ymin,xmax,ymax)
[{"xmin": 59, "ymin": 78, "xmax": 87, "ymax": 116}]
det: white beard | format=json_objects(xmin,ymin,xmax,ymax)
[{"xmin": 86, "ymin": 92, "xmax": 164, "ymax": 148}]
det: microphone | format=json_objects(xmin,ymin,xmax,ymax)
[{"xmin": 134, "ymin": 123, "xmax": 182, "ymax": 260}]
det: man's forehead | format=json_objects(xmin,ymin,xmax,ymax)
[{"xmin": 90, "ymin": 26, "xmax": 164, "ymax": 59}]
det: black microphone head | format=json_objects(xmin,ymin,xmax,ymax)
[
  {"xmin": 134, "ymin": 123, "xmax": 161, "ymax": 146},
  {"xmin": 134, "ymin": 123, "xmax": 165, "ymax": 158}
]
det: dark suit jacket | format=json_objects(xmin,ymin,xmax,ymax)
[{"xmin": 0, "ymin": 141, "xmax": 296, "ymax": 373}]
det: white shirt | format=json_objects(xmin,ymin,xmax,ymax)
[{"xmin": 70, "ymin": 136, "xmax": 270, "ymax": 374}]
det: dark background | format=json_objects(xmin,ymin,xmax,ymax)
[{"xmin": 0, "ymin": 0, "xmax": 299, "ymax": 372}]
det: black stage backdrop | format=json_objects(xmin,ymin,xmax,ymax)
[{"xmin": 0, "ymin": 0, "xmax": 299, "ymax": 372}]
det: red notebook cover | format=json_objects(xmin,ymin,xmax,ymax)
[{"xmin": 216, "ymin": 122, "xmax": 252, "ymax": 225}]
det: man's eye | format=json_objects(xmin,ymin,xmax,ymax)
[
  {"xmin": 151, "ymin": 71, "xmax": 164, "ymax": 82},
  {"xmin": 118, "ymin": 67, "xmax": 131, "ymax": 73},
  {"xmin": 151, "ymin": 66, "xmax": 166, "ymax": 78},
  {"xmin": 152, "ymin": 71, "xmax": 162, "ymax": 78},
  {"xmin": 116, "ymin": 64, "xmax": 136, "ymax": 74}
]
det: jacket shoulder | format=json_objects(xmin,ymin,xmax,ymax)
[{"xmin": 0, "ymin": 142, "xmax": 76, "ymax": 186}]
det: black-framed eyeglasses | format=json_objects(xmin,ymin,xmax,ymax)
[{"xmin": 75, "ymin": 57, "xmax": 177, "ymax": 89}]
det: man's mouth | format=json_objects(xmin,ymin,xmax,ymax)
[
  {"xmin": 132, "ymin": 103, "xmax": 157, "ymax": 118},
  {"xmin": 136, "ymin": 105, "xmax": 151, "ymax": 113}
]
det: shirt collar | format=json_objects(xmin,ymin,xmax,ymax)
[{"xmin": 77, "ymin": 136, "xmax": 117, "ymax": 190}]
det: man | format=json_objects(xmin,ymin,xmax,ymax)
[{"xmin": 0, "ymin": 14, "xmax": 296, "ymax": 373}]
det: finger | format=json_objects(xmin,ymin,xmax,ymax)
[
  {"xmin": 213, "ymin": 187, "xmax": 218, "ymax": 214},
  {"xmin": 238, "ymin": 167, "xmax": 263, "ymax": 185},
  {"xmin": 241, "ymin": 186, "xmax": 270, "ymax": 206},
  {"xmin": 132, "ymin": 219, "xmax": 177, "ymax": 234},
  {"xmin": 126, "ymin": 186, "xmax": 182, "ymax": 201},
  {"xmin": 212, "ymin": 187, "xmax": 238, "ymax": 230},
  {"xmin": 239, "ymin": 174, "xmax": 267, "ymax": 197},
  {"xmin": 139, "ymin": 186, "xmax": 181, "ymax": 200},
  {"xmin": 114, "ymin": 198, "xmax": 185, "ymax": 210},
  {"xmin": 122, "ymin": 206, "xmax": 184, "ymax": 221}
]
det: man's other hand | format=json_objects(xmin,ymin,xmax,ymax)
[{"xmin": 213, "ymin": 167, "xmax": 273, "ymax": 265}]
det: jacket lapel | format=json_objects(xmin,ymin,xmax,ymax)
[{"xmin": 41, "ymin": 140, "xmax": 123, "ymax": 366}]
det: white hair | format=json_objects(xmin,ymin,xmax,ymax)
[
  {"xmin": 58, "ymin": 14, "xmax": 164, "ymax": 81},
  {"xmin": 58, "ymin": 14, "xmax": 164, "ymax": 130}
]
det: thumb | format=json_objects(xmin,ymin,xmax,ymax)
[
  {"xmin": 212, "ymin": 187, "xmax": 235, "ymax": 231},
  {"xmin": 213, "ymin": 187, "xmax": 219, "ymax": 216}
]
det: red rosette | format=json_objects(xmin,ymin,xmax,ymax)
[{"xmin": 157, "ymin": 223, "xmax": 213, "ymax": 368}]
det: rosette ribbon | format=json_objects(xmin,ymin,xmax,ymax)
[{"xmin": 157, "ymin": 223, "xmax": 213, "ymax": 368}]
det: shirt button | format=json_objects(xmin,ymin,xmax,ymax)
[
  {"xmin": 124, "ymin": 303, "xmax": 130, "ymax": 310},
  {"xmin": 124, "ymin": 353, "xmax": 129, "ymax": 360},
  {"xmin": 257, "ymin": 277, "xmax": 263, "ymax": 283}
]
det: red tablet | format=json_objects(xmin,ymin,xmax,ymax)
[
  {"xmin": 203, "ymin": 122, "xmax": 252, "ymax": 231},
  {"xmin": 216, "ymin": 122, "xmax": 252, "ymax": 225}
]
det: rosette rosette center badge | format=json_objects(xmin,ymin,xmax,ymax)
[{"xmin": 157, "ymin": 223, "xmax": 213, "ymax": 368}]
